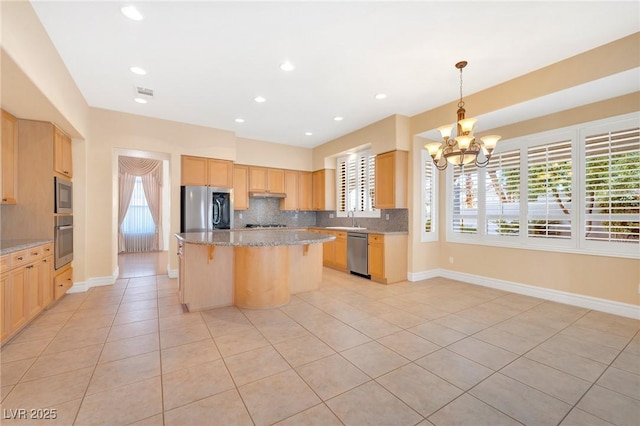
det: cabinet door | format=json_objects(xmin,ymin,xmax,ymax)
[
  {"xmin": 181, "ymin": 156, "xmax": 208, "ymax": 186},
  {"xmin": 9, "ymin": 267, "xmax": 28, "ymax": 332},
  {"xmin": 281, "ymin": 170, "xmax": 299, "ymax": 210},
  {"xmin": 177, "ymin": 242, "xmax": 185, "ymax": 303},
  {"xmin": 1, "ymin": 110, "xmax": 17, "ymax": 204},
  {"xmin": 54, "ymin": 128, "xmax": 73, "ymax": 178},
  {"xmin": 323, "ymin": 232, "xmax": 335, "ymax": 267},
  {"xmin": 312, "ymin": 170, "xmax": 325, "ymax": 210},
  {"xmin": 267, "ymin": 168, "xmax": 285, "ymax": 193},
  {"xmin": 26, "ymin": 262, "xmax": 42, "ymax": 319},
  {"xmin": 298, "ymin": 171, "xmax": 313, "ymax": 211},
  {"xmin": 233, "ymin": 165, "xmax": 249, "ymax": 210},
  {"xmin": 375, "ymin": 152, "xmax": 395, "ymax": 209},
  {"xmin": 39, "ymin": 256, "xmax": 54, "ymax": 308},
  {"xmin": 207, "ymin": 159, "xmax": 233, "ymax": 188},
  {"xmin": 368, "ymin": 235, "xmax": 385, "ymax": 279},
  {"xmin": 334, "ymin": 233, "xmax": 347, "ymax": 269},
  {"xmin": 0, "ymin": 273, "xmax": 9, "ymax": 343},
  {"xmin": 249, "ymin": 167, "xmax": 268, "ymax": 192},
  {"xmin": 54, "ymin": 267, "xmax": 73, "ymax": 300}
]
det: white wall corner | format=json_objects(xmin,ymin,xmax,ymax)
[
  {"xmin": 67, "ymin": 267, "xmax": 119, "ymax": 293},
  {"xmin": 435, "ymin": 269, "xmax": 640, "ymax": 320}
]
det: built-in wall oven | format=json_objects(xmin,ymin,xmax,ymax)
[
  {"xmin": 54, "ymin": 215, "xmax": 73, "ymax": 270},
  {"xmin": 55, "ymin": 177, "xmax": 73, "ymax": 214}
]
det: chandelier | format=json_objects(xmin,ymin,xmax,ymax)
[{"xmin": 425, "ymin": 61, "xmax": 501, "ymax": 170}]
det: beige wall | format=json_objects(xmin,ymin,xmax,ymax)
[
  {"xmin": 236, "ymin": 137, "xmax": 313, "ymax": 171},
  {"xmin": 408, "ymin": 34, "xmax": 640, "ymax": 306},
  {"xmin": 311, "ymin": 114, "xmax": 410, "ymax": 170}
]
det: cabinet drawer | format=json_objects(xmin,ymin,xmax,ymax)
[
  {"xmin": 11, "ymin": 250, "xmax": 29, "ymax": 268},
  {"xmin": 27, "ymin": 246, "xmax": 43, "ymax": 259},
  {"xmin": 54, "ymin": 267, "xmax": 73, "ymax": 300},
  {"xmin": 368, "ymin": 234, "xmax": 384, "ymax": 244},
  {"xmin": 335, "ymin": 232, "xmax": 347, "ymax": 239},
  {"xmin": 41, "ymin": 243, "xmax": 54, "ymax": 257}
]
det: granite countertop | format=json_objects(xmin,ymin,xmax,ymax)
[
  {"xmin": 308, "ymin": 227, "xmax": 408, "ymax": 236},
  {"xmin": 175, "ymin": 230, "xmax": 335, "ymax": 247},
  {"xmin": 1, "ymin": 239, "xmax": 54, "ymax": 256}
]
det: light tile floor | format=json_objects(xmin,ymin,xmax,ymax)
[{"xmin": 1, "ymin": 268, "xmax": 639, "ymax": 425}]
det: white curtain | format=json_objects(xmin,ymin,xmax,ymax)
[{"xmin": 118, "ymin": 157, "xmax": 163, "ymax": 252}]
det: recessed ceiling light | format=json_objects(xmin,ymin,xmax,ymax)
[
  {"xmin": 254, "ymin": 96, "xmax": 266, "ymax": 103},
  {"xmin": 121, "ymin": 5, "xmax": 143, "ymax": 21},
  {"xmin": 334, "ymin": 116, "xmax": 344, "ymax": 121},
  {"xmin": 280, "ymin": 61, "xmax": 295, "ymax": 72},
  {"xmin": 234, "ymin": 118, "xmax": 245, "ymax": 123},
  {"xmin": 374, "ymin": 93, "xmax": 387, "ymax": 100},
  {"xmin": 305, "ymin": 132, "xmax": 313, "ymax": 136},
  {"xmin": 129, "ymin": 66, "xmax": 147, "ymax": 75},
  {"xmin": 134, "ymin": 97, "xmax": 148, "ymax": 104}
]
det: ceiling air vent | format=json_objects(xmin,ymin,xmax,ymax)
[{"xmin": 135, "ymin": 86, "xmax": 154, "ymax": 98}]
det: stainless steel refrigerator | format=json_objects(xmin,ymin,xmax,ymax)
[{"xmin": 180, "ymin": 186, "xmax": 234, "ymax": 232}]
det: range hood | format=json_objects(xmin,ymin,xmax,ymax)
[{"xmin": 249, "ymin": 191, "xmax": 286, "ymax": 198}]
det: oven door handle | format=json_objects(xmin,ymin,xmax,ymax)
[{"xmin": 56, "ymin": 225, "xmax": 74, "ymax": 230}]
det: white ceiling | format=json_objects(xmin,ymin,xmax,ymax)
[{"xmin": 30, "ymin": 1, "xmax": 639, "ymax": 148}]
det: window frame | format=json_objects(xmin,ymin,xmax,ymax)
[
  {"xmin": 446, "ymin": 112, "xmax": 639, "ymax": 259},
  {"xmin": 421, "ymin": 149, "xmax": 438, "ymax": 242},
  {"xmin": 336, "ymin": 150, "xmax": 380, "ymax": 218}
]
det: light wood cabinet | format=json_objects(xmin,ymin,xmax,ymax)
[
  {"xmin": 298, "ymin": 171, "xmax": 313, "ymax": 211},
  {"xmin": 177, "ymin": 240, "xmax": 185, "ymax": 303},
  {"xmin": 54, "ymin": 266, "xmax": 73, "ymax": 300},
  {"xmin": 312, "ymin": 169, "xmax": 336, "ymax": 211},
  {"xmin": 1, "ymin": 109, "xmax": 18, "ymax": 204},
  {"xmin": 8, "ymin": 266, "xmax": 28, "ymax": 333},
  {"xmin": 280, "ymin": 170, "xmax": 299, "ymax": 211},
  {"xmin": 368, "ymin": 233, "xmax": 407, "ymax": 284},
  {"xmin": 39, "ymin": 256, "xmax": 54, "ymax": 308},
  {"xmin": 0, "ymin": 273, "xmax": 10, "ymax": 342},
  {"xmin": 233, "ymin": 165, "xmax": 249, "ymax": 210},
  {"xmin": 334, "ymin": 232, "xmax": 348, "ymax": 269},
  {"xmin": 375, "ymin": 150, "xmax": 408, "ymax": 209},
  {"xmin": 249, "ymin": 167, "xmax": 285, "ymax": 193},
  {"xmin": 181, "ymin": 155, "xmax": 233, "ymax": 187},
  {"xmin": 54, "ymin": 127, "xmax": 73, "ymax": 178}
]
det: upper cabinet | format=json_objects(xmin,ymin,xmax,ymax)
[
  {"xmin": 181, "ymin": 155, "xmax": 233, "ymax": 187},
  {"xmin": 280, "ymin": 170, "xmax": 299, "ymax": 211},
  {"xmin": 53, "ymin": 127, "xmax": 73, "ymax": 178},
  {"xmin": 249, "ymin": 166, "xmax": 285, "ymax": 193},
  {"xmin": 375, "ymin": 150, "xmax": 408, "ymax": 209},
  {"xmin": 233, "ymin": 165, "xmax": 249, "ymax": 210},
  {"xmin": 312, "ymin": 169, "xmax": 335, "ymax": 211},
  {"xmin": 298, "ymin": 171, "xmax": 313, "ymax": 211},
  {"xmin": 1, "ymin": 110, "xmax": 18, "ymax": 204}
]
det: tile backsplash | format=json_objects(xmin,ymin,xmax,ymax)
[
  {"xmin": 316, "ymin": 208, "xmax": 408, "ymax": 232},
  {"xmin": 233, "ymin": 197, "xmax": 408, "ymax": 232}
]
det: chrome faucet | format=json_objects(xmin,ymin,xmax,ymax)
[{"xmin": 348, "ymin": 210, "xmax": 356, "ymax": 227}]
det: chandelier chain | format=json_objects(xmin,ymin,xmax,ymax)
[{"xmin": 458, "ymin": 66, "xmax": 465, "ymax": 109}]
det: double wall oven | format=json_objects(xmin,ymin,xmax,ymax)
[{"xmin": 54, "ymin": 177, "xmax": 73, "ymax": 270}]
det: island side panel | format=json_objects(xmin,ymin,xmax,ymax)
[
  {"xmin": 234, "ymin": 245, "xmax": 290, "ymax": 309},
  {"xmin": 183, "ymin": 243, "xmax": 234, "ymax": 311},
  {"xmin": 289, "ymin": 243, "xmax": 323, "ymax": 294}
]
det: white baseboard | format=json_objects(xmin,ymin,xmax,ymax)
[
  {"xmin": 67, "ymin": 267, "xmax": 119, "ymax": 293},
  {"xmin": 407, "ymin": 268, "xmax": 640, "ymax": 320},
  {"xmin": 167, "ymin": 268, "xmax": 178, "ymax": 279}
]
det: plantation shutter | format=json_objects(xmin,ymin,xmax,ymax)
[
  {"xmin": 424, "ymin": 157, "xmax": 434, "ymax": 232},
  {"xmin": 337, "ymin": 158, "xmax": 347, "ymax": 213},
  {"xmin": 485, "ymin": 150, "xmax": 520, "ymax": 236},
  {"xmin": 368, "ymin": 154, "xmax": 376, "ymax": 210},
  {"xmin": 452, "ymin": 163, "xmax": 478, "ymax": 234},
  {"xmin": 527, "ymin": 140, "xmax": 572, "ymax": 239},
  {"xmin": 584, "ymin": 127, "xmax": 640, "ymax": 243}
]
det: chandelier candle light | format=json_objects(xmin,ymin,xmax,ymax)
[{"xmin": 425, "ymin": 61, "xmax": 501, "ymax": 170}]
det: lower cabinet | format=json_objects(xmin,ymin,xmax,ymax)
[
  {"xmin": 1, "ymin": 243, "xmax": 56, "ymax": 344},
  {"xmin": 54, "ymin": 266, "xmax": 73, "ymax": 300},
  {"xmin": 309, "ymin": 229, "xmax": 347, "ymax": 270},
  {"xmin": 368, "ymin": 233, "xmax": 407, "ymax": 284}
]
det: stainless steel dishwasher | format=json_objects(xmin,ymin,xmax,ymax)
[{"xmin": 347, "ymin": 232, "xmax": 370, "ymax": 278}]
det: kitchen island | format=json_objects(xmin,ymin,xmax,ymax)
[{"xmin": 175, "ymin": 230, "xmax": 334, "ymax": 310}]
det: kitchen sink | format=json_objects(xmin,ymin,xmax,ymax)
[{"xmin": 324, "ymin": 226, "xmax": 367, "ymax": 231}]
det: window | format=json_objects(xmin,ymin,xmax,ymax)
[
  {"xmin": 121, "ymin": 176, "xmax": 156, "ymax": 235},
  {"xmin": 336, "ymin": 150, "xmax": 378, "ymax": 217},
  {"xmin": 447, "ymin": 113, "xmax": 639, "ymax": 258},
  {"xmin": 421, "ymin": 150, "xmax": 438, "ymax": 241}
]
